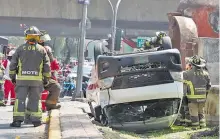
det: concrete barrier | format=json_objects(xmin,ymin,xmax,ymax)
[
  {"xmin": 197, "ymin": 37, "xmax": 219, "ymax": 127},
  {"xmin": 205, "ymin": 85, "xmax": 219, "ymax": 126},
  {"xmin": 198, "ymin": 37, "xmax": 219, "ymax": 85}
]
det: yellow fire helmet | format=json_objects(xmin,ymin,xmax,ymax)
[{"xmin": 24, "ymin": 26, "xmax": 42, "ymax": 42}]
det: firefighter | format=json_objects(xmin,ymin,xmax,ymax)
[
  {"xmin": 183, "ymin": 55, "xmax": 211, "ymax": 129},
  {"xmin": 9, "ymin": 26, "xmax": 51, "ymax": 127},
  {"xmin": 38, "ymin": 30, "xmax": 61, "ymax": 110},
  {"xmin": 2, "ymin": 49, "xmax": 16, "ymax": 105},
  {"xmin": 182, "ymin": 62, "xmax": 193, "ymax": 126},
  {"xmin": 175, "ymin": 61, "xmax": 192, "ymax": 126},
  {"xmin": 144, "ymin": 31, "xmax": 167, "ymax": 50}
]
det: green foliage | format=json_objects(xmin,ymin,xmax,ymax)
[
  {"xmin": 50, "ymin": 37, "xmax": 66, "ymax": 59},
  {"xmin": 97, "ymin": 125, "xmax": 216, "ymax": 139},
  {"xmin": 6, "ymin": 36, "xmax": 79, "ymax": 62},
  {"xmin": 7, "ymin": 36, "xmax": 25, "ymax": 47}
]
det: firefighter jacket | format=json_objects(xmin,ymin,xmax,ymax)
[
  {"xmin": 9, "ymin": 43, "xmax": 51, "ymax": 86},
  {"xmin": 44, "ymin": 45, "xmax": 54, "ymax": 62},
  {"xmin": 183, "ymin": 67, "xmax": 211, "ymax": 103},
  {"xmin": 44, "ymin": 45, "xmax": 60, "ymax": 80}
]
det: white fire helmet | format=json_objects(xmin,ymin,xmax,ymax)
[{"xmin": 40, "ymin": 33, "xmax": 51, "ymax": 42}]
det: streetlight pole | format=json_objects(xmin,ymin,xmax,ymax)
[
  {"xmin": 107, "ymin": 0, "xmax": 122, "ymax": 55},
  {"xmin": 72, "ymin": 0, "xmax": 90, "ymax": 101}
]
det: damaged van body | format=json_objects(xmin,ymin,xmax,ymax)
[{"xmin": 87, "ymin": 48, "xmax": 183, "ymax": 132}]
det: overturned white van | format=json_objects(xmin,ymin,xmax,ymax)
[{"xmin": 87, "ymin": 46, "xmax": 183, "ymax": 132}]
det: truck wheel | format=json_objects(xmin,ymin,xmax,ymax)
[
  {"xmin": 161, "ymin": 36, "xmax": 172, "ymax": 50},
  {"xmin": 94, "ymin": 45, "xmax": 103, "ymax": 64}
]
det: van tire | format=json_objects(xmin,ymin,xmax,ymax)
[{"xmin": 94, "ymin": 105, "xmax": 102, "ymax": 121}]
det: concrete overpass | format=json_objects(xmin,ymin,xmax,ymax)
[{"xmin": 0, "ymin": 0, "xmax": 179, "ymax": 38}]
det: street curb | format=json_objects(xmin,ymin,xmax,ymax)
[{"xmin": 48, "ymin": 109, "xmax": 62, "ymax": 139}]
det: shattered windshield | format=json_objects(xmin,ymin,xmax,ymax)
[{"xmin": 105, "ymin": 98, "xmax": 180, "ymax": 124}]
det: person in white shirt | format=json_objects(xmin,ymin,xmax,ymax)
[{"xmin": 2, "ymin": 49, "xmax": 16, "ymax": 105}]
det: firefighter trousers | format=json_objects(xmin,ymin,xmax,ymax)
[
  {"xmin": 4, "ymin": 80, "xmax": 16, "ymax": 104},
  {"xmin": 44, "ymin": 79, "xmax": 60, "ymax": 108},
  {"xmin": 13, "ymin": 85, "xmax": 43, "ymax": 122},
  {"xmin": 175, "ymin": 97, "xmax": 191, "ymax": 126},
  {"xmin": 188, "ymin": 102, "xmax": 206, "ymax": 128}
]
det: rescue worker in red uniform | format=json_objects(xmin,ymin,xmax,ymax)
[
  {"xmin": 9, "ymin": 26, "xmax": 51, "ymax": 127},
  {"xmin": 183, "ymin": 55, "xmax": 211, "ymax": 130},
  {"xmin": 38, "ymin": 30, "xmax": 61, "ymax": 110},
  {"xmin": 2, "ymin": 50, "xmax": 16, "ymax": 105}
]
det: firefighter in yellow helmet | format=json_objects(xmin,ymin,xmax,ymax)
[
  {"xmin": 183, "ymin": 55, "xmax": 211, "ymax": 130},
  {"xmin": 9, "ymin": 26, "xmax": 51, "ymax": 127},
  {"xmin": 143, "ymin": 31, "xmax": 167, "ymax": 50}
]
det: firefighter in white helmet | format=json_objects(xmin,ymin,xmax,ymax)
[
  {"xmin": 2, "ymin": 49, "xmax": 16, "ymax": 105},
  {"xmin": 38, "ymin": 30, "xmax": 61, "ymax": 110}
]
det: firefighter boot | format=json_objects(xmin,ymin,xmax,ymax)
[
  {"xmin": 24, "ymin": 114, "xmax": 32, "ymax": 124},
  {"xmin": 46, "ymin": 103, "xmax": 61, "ymax": 111},
  {"xmin": 10, "ymin": 121, "xmax": 22, "ymax": 127},
  {"xmin": 32, "ymin": 121, "xmax": 42, "ymax": 127}
]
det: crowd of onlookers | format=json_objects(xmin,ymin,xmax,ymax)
[{"xmin": 57, "ymin": 59, "xmax": 94, "ymax": 98}]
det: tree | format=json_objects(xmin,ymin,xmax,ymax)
[{"xmin": 50, "ymin": 37, "xmax": 66, "ymax": 59}]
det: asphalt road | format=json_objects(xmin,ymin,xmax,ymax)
[{"xmin": 0, "ymin": 105, "xmax": 47, "ymax": 139}]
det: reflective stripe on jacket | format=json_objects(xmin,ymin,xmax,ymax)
[
  {"xmin": 183, "ymin": 67, "xmax": 210, "ymax": 102},
  {"xmin": 9, "ymin": 43, "xmax": 51, "ymax": 86}
]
